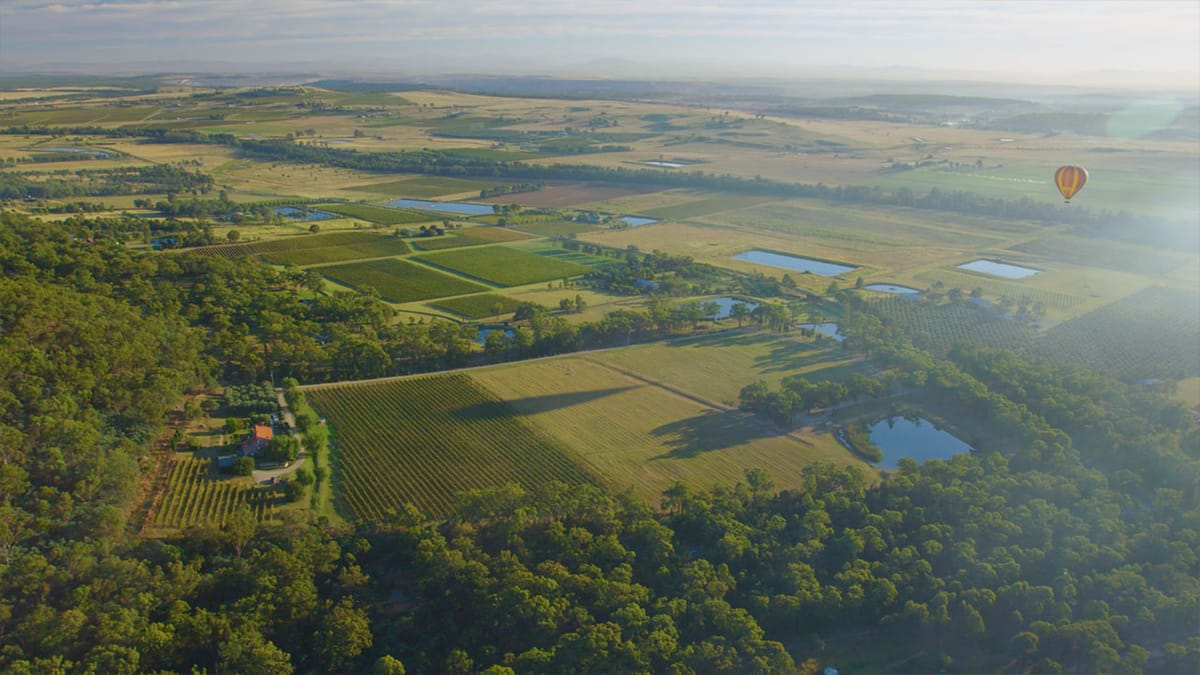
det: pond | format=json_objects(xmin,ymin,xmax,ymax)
[
  {"xmin": 476, "ymin": 327, "xmax": 516, "ymax": 345},
  {"xmin": 644, "ymin": 160, "xmax": 685, "ymax": 168},
  {"xmin": 864, "ymin": 283, "xmax": 921, "ymax": 295},
  {"xmin": 868, "ymin": 416, "xmax": 973, "ymax": 470},
  {"xmin": 797, "ymin": 322, "xmax": 844, "ymax": 341},
  {"xmin": 620, "ymin": 216, "xmax": 658, "ymax": 227},
  {"xmin": 273, "ymin": 206, "xmax": 335, "ymax": 221},
  {"xmin": 704, "ymin": 297, "xmax": 759, "ymax": 319},
  {"xmin": 732, "ymin": 249, "xmax": 856, "ymax": 276},
  {"xmin": 385, "ymin": 199, "xmax": 495, "ymax": 216},
  {"xmin": 38, "ymin": 146, "xmax": 113, "ymax": 157},
  {"xmin": 957, "ymin": 259, "xmax": 1041, "ymax": 279}
]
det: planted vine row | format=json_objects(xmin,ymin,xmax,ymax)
[
  {"xmin": 306, "ymin": 373, "xmax": 596, "ymax": 520},
  {"xmin": 150, "ymin": 457, "xmax": 277, "ymax": 528}
]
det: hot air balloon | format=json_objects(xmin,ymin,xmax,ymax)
[{"xmin": 1054, "ymin": 165, "xmax": 1088, "ymax": 203}]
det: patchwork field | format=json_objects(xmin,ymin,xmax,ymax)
[
  {"xmin": 320, "ymin": 258, "xmax": 488, "ymax": 302},
  {"xmin": 306, "ymin": 374, "xmax": 596, "ymax": 519},
  {"xmin": 417, "ymin": 245, "xmax": 592, "ymax": 286}
]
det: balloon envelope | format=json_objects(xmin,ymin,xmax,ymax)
[{"xmin": 1054, "ymin": 165, "xmax": 1088, "ymax": 202}]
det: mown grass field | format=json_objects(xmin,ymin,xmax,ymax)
[
  {"xmin": 314, "ymin": 202, "xmax": 433, "ymax": 225},
  {"xmin": 320, "ymin": 258, "xmax": 489, "ymax": 302},
  {"xmin": 418, "ymin": 246, "xmax": 592, "ymax": 286},
  {"xmin": 511, "ymin": 219, "xmax": 604, "ymax": 237},
  {"xmin": 471, "ymin": 348, "xmax": 864, "ymax": 504},
  {"xmin": 428, "ymin": 293, "xmax": 522, "ymax": 319},
  {"xmin": 306, "ymin": 374, "xmax": 596, "ymax": 519},
  {"xmin": 409, "ymin": 226, "xmax": 534, "ymax": 250}
]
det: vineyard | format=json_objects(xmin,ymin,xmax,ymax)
[
  {"xmin": 430, "ymin": 292, "xmax": 521, "ymax": 319},
  {"xmin": 150, "ymin": 457, "xmax": 278, "ymax": 528},
  {"xmin": 314, "ymin": 202, "xmax": 432, "ymax": 225},
  {"xmin": 871, "ymin": 296, "xmax": 1036, "ymax": 356},
  {"xmin": 1036, "ymin": 286, "xmax": 1200, "ymax": 381},
  {"xmin": 914, "ymin": 269, "xmax": 1085, "ymax": 311},
  {"xmin": 306, "ymin": 374, "xmax": 595, "ymax": 520},
  {"xmin": 409, "ymin": 226, "xmax": 533, "ymax": 251},
  {"xmin": 319, "ymin": 258, "xmax": 488, "ymax": 303},
  {"xmin": 417, "ymin": 246, "xmax": 591, "ymax": 286},
  {"xmin": 259, "ymin": 235, "xmax": 411, "ymax": 266},
  {"xmin": 182, "ymin": 243, "xmax": 257, "ymax": 259}
]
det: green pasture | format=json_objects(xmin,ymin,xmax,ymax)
[
  {"xmin": 320, "ymin": 258, "xmax": 488, "ymax": 303},
  {"xmin": 511, "ymin": 219, "xmax": 603, "ymax": 237},
  {"xmin": 314, "ymin": 202, "xmax": 432, "ymax": 225},
  {"xmin": 429, "ymin": 293, "xmax": 522, "ymax": 319},
  {"xmin": 409, "ymin": 226, "xmax": 533, "ymax": 251},
  {"xmin": 417, "ymin": 246, "xmax": 592, "ymax": 287}
]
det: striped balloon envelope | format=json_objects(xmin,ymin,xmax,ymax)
[{"xmin": 1054, "ymin": 165, "xmax": 1088, "ymax": 203}]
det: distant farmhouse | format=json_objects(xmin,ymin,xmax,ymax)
[{"xmin": 240, "ymin": 424, "xmax": 273, "ymax": 456}]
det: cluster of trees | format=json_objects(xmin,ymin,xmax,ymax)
[
  {"xmin": 479, "ymin": 182, "xmax": 543, "ymax": 198},
  {"xmin": 0, "ymin": 164, "xmax": 213, "ymax": 200},
  {"xmin": 738, "ymin": 374, "xmax": 884, "ymax": 427}
]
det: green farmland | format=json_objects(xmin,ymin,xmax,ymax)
[
  {"xmin": 409, "ymin": 226, "xmax": 534, "ymax": 250},
  {"xmin": 254, "ymin": 231, "xmax": 412, "ymax": 265},
  {"xmin": 429, "ymin": 293, "xmax": 521, "ymax": 319},
  {"xmin": 417, "ymin": 246, "xmax": 592, "ymax": 286},
  {"xmin": 314, "ymin": 202, "xmax": 433, "ymax": 225},
  {"xmin": 306, "ymin": 374, "xmax": 596, "ymax": 519},
  {"xmin": 319, "ymin": 258, "xmax": 488, "ymax": 302}
]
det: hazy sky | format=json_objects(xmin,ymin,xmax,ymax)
[{"xmin": 2, "ymin": 0, "xmax": 1198, "ymax": 86}]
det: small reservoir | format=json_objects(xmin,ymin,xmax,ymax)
[
  {"xmin": 868, "ymin": 417, "xmax": 973, "ymax": 470},
  {"xmin": 273, "ymin": 206, "xmax": 335, "ymax": 221},
  {"xmin": 704, "ymin": 297, "xmax": 759, "ymax": 319},
  {"xmin": 957, "ymin": 259, "xmax": 1041, "ymax": 279},
  {"xmin": 797, "ymin": 322, "xmax": 843, "ymax": 341},
  {"xmin": 620, "ymin": 216, "xmax": 658, "ymax": 227},
  {"xmin": 864, "ymin": 283, "xmax": 921, "ymax": 295},
  {"xmin": 732, "ymin": 249, "xmax": 856, "ymax": 276},
  {"xmin": 385, "ymin": 199, "xmax": 495, "ymax": 216},
  {"xmin": 37, "ymin": 146, "xmax": 113, "ymax": 157},
  {"xmin": 476, "ymin": 327, "xmax": 516, "ymax": 345},
  {"xmin": 644, "ymin": 160, "xmax": 685, "ymax": 168}
]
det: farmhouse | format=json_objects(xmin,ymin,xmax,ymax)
[{"xmin": 240, "ymin": 424, "xmax": 273, "ymax": 456}]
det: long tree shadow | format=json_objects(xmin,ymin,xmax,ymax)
[
  {"xmin": 449, "ymin": 386, "xmax": 640, "ymax": 420},
  {"xmin": 649, "ymin": 409, "xmax": 781, "ymax": 460},
  {"xmin": 754, "ymin": 342, "xmax": 839, "ymax": 374}
]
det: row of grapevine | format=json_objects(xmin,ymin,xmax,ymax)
[
  {"xmin": 150, "ymin": 457, "xmax": 277, "ymax": 528},
  {"xmin": 872, "ymin": 296, "xmax": 1036, "ymax": 356},
  {"xmin": 1036, "ymin": 286, "xmax": 1200, "ymax": 380},
  {"xmin": 307, "ymin": 374, "xmax": 595, "ymax": 520}
]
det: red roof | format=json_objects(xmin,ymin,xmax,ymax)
[{"xmin": 252, "ymin": 425, "xmax": 273, "ymax": 441}]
